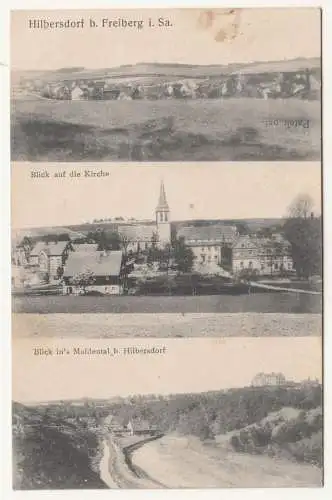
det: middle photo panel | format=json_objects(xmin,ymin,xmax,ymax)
[{"xmin": 12, "ymin": 161, "xmax": 322, "ymax": 339}]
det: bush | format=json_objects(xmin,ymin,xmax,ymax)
[{"xmin": 286, "ymin": 431, "xmax": 323, "ymax": 467}]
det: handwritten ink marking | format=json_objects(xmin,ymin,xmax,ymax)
[{"xmin": 263, "ymin": 119, "xmax": 310, "ymax": 129}]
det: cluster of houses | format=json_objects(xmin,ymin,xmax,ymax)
[
  {"xmin": 12, "ymin": 181, "xmax": 296, "ymax": 295},
  {"xmin": 18, "ymin": 66, "xmax": 320, "ymax": 101},
  {"xmin": 103, "ymin": 414, "xmax": 158, "ymax": 437}
]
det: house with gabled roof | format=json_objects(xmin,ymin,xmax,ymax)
[
  {"xmin": 231, "ymin": 235, "xmax": 294, "ymax": 276},
  {"xmin": 62, "ymin": 250, "xmax": 124, "ymax": 295},
  {"xmin": 29, "ymin": 241, "xmax": 73, "ymax": 280},
  {"xmin": 177, "ymin": 224, "xmax": 239, "ymax": 270}
]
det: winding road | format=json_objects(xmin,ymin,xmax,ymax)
[{"xmin": 99, "ymin": 434, "xmax": 165, "ymax": 489}]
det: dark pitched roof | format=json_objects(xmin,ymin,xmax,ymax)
[
  {"xmin": 48, "ymin": 241, "xmax": 70, "ymax": 256},
  {"xmin": 30, "ymin": 242, "xmax": 46, "ymax": 256},
  {"xmin": 178, "ymin": 224, "xmax": 238, "ymax": 244},
  {"xmin": 156, "ymin": 180, "xmax": 169, "ymax": 211},
  {"xmin": 118, "ymin": 224, "xmax": 156, "ymax": 242},
  {"xmin": 30, "ymin": 241, "xmax": 69, "ymax": 257},
  {"xmin": 63, "ymin": 250, "xmax": 122, "ymax": 278}
]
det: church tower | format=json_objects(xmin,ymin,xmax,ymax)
[{"xmin": 155, "ymin": 180, "xmax": 171, "ymax": 246}]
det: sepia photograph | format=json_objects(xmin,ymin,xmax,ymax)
[
  {"xmin": 12, "ymin": 337, "xmax": 323, "ymax": 489},
  {"xmin": 11, "ymin": 8, "xmax": 321, "ymax": 162},
  {"xmin": 11, "ymin": 162, "xmax": 322, "ymax": 337}
]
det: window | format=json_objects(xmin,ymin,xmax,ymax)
[
  {"xmin": 164, "ymin": 213, "xmax": 168, "ymax": 222},
  {"xmin": 208, "ymin": 247, "xmax": 211, "ymax": 252},
  {"xmin": 160, "ymin": 212, "xmax": 163, "ymax": 222},
  {"xmin": 274, "ymin": 263, "xmax": 279, "ymax": 270},
  {"xmin": 249, "ymin": 261, "xmax": 253, "ymax": 268},
  {"xmin": 201, "ymin": 247, "xmax": 205, "ymax": 252},
  {"xmin": 208, "ymin": 256, "xmax": 211, "ymax": 262},
  {"xmin": 240, "ymin": 261, "xmax": 244, "ymax": 268},
  {"xmin": 288, "ymin": 262, "xmax": 292, "ymax": 269}
]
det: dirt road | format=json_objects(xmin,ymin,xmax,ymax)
[
  {"xmin": 131, "ymin": 434, "xmax": 322, "ymax": 488},
  {"xmin": 99, "ymin": 436, "xmax": 164, "ymax": 489}
]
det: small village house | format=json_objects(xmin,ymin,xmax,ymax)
[
  {"xmin": 231, "ymin": 235, "xmax": 294, "ymax": 276},
  {"xmin": 29, "ymin": 241, "xmax": 73, "ymax": 280},
  {"xmin": 62, "ymin": 250, "xmax": 124, "ymax": 295},
  {"xmin": 177, "ymin": 224, "xmax": 239, "ymax": 270}
]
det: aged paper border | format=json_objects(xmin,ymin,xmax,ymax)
[{"xmin": 1, "ymin": 0, "xmax": 331, "ymax": 499}]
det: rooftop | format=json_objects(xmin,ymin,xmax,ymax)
[
  {"xmin": 178, "ymin": 224, "xmax": 238, "ymax": 244},
  {"xmin": 63, "ymin": 250, "xmax": 123, "ymax": 278}
]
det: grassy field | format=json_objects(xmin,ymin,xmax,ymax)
[
  {"xmin": 12, "ymin": 312, "xmax": 322, "ymax": 338},
  {"xmin": 12, "ymin": 291, "xmax": 322, "ymax": 315},
  {"xmin": 12, "ymin": 403, "xmax": 107, "ymax": 490},
  {"xmin": 11, "ymin": 98, "xmax": 321, "ymax": 161}
]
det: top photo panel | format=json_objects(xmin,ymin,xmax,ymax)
[{"xmin": 11, "ymin": 8, "xmax": 321, "ymax": 162}]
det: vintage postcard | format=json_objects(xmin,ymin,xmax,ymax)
[
  {"xmin": 12, "ymin": 337, "xmax": 322, "ymax": 489},
  {"xmin": 12, "ymin": 162, "xmax": 322, "ymax": 338},
  {"xmin": 9, "ymin": 4, "xmax": 324, "ymax": 494},
  {"xmin": 11, "ymin": 8, "xmax": 321, "ymax": 162}
]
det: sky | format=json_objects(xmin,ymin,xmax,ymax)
[
  {"xmin": 11, "ymin": 162, "xmax": 322, "ymax": 229},
  {"xmin": 11, "ymin": 8, "xmax": 321, "ymax": 70},
  {"xmin": 12, "ymin": 337, "xmax": 321, "ymax": 403}
]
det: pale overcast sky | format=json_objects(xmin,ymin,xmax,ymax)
[
  {"xmin": 12, "ymin": 162, "xmax": 322, "ymax": 229},
  {"xmin": 13, "ymin": 337, "xmax": 321, "ymax": 403},
  {"xmin": 11, "ymin": 8, "xmax": 320, "ymax": 70}
]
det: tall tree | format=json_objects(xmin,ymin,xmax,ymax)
[
  {"xmin": 173, "ymin": 237, "xmax": 194, "ymax": 273},
  {"xmin": 283, "ymin": 194, "xmax": 322, "ymax": 278}
]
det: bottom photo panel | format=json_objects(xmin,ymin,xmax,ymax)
[{"xmin": 12, "ymin": 337, "xmax": 323, "ymax": 490}]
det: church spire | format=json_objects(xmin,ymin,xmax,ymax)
[{"xmin": 156, "ymin": 180, "xmax": 169, "ymax": 211}]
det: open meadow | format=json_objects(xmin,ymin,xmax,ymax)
[
  {"xmin": 12, "ymin": 312, "xmax": 322, "ymax": 338},
  {"xmin": 11, "ymin": 97, "xmax": 321, "ymax": 161}
]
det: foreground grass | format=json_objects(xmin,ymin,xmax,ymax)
[
  {"xmin": 12, "ymin": 291, "xmax": 322, "ymax": 315},
  {"xmin": 12, "ymin": 312, "xmax": 322, "ymax": 338},
  {"xmin": 11, "ymin": 98, "xmax": 321, "ymax": 161}
]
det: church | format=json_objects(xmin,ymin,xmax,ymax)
[{"xmin": 117, "ymin": 180, "xmax": 171, "ymax": 252}]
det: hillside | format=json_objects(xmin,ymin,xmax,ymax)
[
  {"xmin": 12, "ymin": 58, "xmax": 321, "ymax": 84},
  {"xmin": 12, "ymin": 384, "xmax": 322, "ymax": 489},
  {"xmin": 12, "ymin": 402, "xmax": 107, "ymax": 490},
  {"xmin": 12, "ymin": 218, "xmax": 285, "ymax": 242}
]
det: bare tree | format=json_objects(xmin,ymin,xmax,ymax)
[{"xmin": 287, "ymin": 193, "xmax": 315, "ymax": 219}]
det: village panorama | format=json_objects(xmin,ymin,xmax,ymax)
[{"xmin": 12, "ymin": 180, "xmax": 322, "ymax": 315}]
